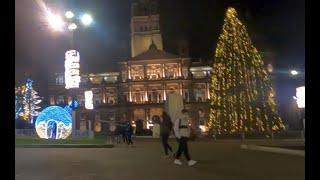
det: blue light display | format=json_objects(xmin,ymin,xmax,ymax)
[{"xmin": 35, "ymin": 106, "xmax": 72, "ymax": 139}]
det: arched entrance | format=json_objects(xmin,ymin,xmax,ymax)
[{"xmin": 47, "ymin": 120, "xmax": 57, "ymax": 139}]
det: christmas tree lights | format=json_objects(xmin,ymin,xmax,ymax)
[
  {"xmin": 21, "ymin": 79, "xmax": 42, "ymax": 124},
  {"xmin": 208, "ymin": 7, "xmax": 285, "ymax": 135}
]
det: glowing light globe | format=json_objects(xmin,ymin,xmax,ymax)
[{"xmin": 35, "ymin": 106, "xmax": 72, "ymax": 139}]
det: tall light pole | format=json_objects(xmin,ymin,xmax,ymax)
[{"xmin": 45, "ymin": 8, "xmax": 93, "ymax": 138}]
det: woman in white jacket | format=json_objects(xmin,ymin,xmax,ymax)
[{"xmin": 173, "ymin": 109, "xmax": 197, "ymax": 166}]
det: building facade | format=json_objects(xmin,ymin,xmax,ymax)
[{"xmin": 47, "ymin": 0, "xmax": 213, "ymax": 134}]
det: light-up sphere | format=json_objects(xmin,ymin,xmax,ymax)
[{"xmin": 35, "ymin": 106, "xmax": 72, "ymax": 139}]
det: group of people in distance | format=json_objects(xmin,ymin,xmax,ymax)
[
  {"xmin": 109, "ymin": 109, "xmax": 197, "ymax": 166},
  {"xmin": 109, "ymin": 120, "xmax": 134, "ymax": 146},
  {"xmin": 160, "ymin": 109, "xmax": 197, "ymax": 166}
]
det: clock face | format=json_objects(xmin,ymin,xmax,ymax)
[{"xmin": 35, "ymin": 106, "xmax": 72, "ymax": 139}]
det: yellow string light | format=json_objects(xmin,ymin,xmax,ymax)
[{"xmin": 208, "ymin": 7, "xmax": 285, "ymax": 135}]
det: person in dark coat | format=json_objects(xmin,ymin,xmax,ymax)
[
  {"xmin": 124, "ymin": 122, "xmax": 134, "ymax": 145},
  {"xmin": 117, "ymin": 121, "xmax": 127, "ymax": 144},
  {"xmin": 160, "ymin": 111, "xmax": 173, "ymax": 157}
]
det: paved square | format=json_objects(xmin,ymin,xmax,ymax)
[{"xmin": 15, "ymin": 139, "xmax": 304, "ymax": 180}]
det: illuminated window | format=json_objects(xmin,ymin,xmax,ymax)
[
  {"xmin": 194, "ymin": 88, "xmax": 206, "ymax": 102},
  {"xmin": 146, "ymin": 64, "xmax": 161, "ymax": 79},
  {"xmin": 84, "ymin": 91, "xmax": 94, "ymax": 109},
  {"xmin": 131, "ymin": 65, "xmax": 144, "ymax": 80},
  {"xmin": 49, "ymin": 96, "xmax": 55, "ymax": 105},
  {"xmin": 184, "ymin": 92, "xmax": 189, "ymax": 102},
  {"xmin": 55, "ymin": 74, "xmax": 64, "ymax": 85},
  {"xmin": 57, "ymin": 96, "xmax": 64, "ymax": 104}
]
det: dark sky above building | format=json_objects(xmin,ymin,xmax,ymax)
[{"xmin": 15, "ymin": 0, "xmax": 304, "ymax": 98}]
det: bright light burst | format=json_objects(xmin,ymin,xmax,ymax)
[
  {"xmin": 81, "ymin": 13, "xmax": 93, "ymax": 26},
  {"xmin": 47, "ymin": 10, "xmax": 65, "ymax": 31},
  {"xmin": 290, "ymin": 70, "xmax": 299, "ymax": 76},
  {"xmin": 65, "ymin": 11, "xmax": 74, "ymax": 19},
  {"xmin": 68, "ymin": 23, "xmax": 77, "ymax": 31}
]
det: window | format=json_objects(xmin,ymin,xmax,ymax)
[
  {"xmin": 104, "ymin": 76, "xmax": 117, "ymax": 83},
  {"xmin": 148, "ymin": 94, "xmax": 151, "ymax": 102},
  {"xmin": 57, "ymin": 96, "xmax": 64, "ymax": 104},
  {"xmin": 135, "ymin": 25, "xmax": 139, "ymax": 32},
  {"xmin": 55, "ymin": 74, "xmax": 64, "ymax": 85},
  {"xmin": 184, "ymin": 92, "xmax": 189, "ymax": 102},
  {"xmin": 49, "ymin": 96, "xmax": 55, "ymax": 105},
  {"xmin": 194, "ymin": 88, "xmax": 206, "ymax": 102},
  {"xmin": 199, "ymin": 109, "xmax": 205, "ymax": 125}
]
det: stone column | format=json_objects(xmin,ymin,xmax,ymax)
[
  {"xmin": 163, "ymin": 83, "xmax": 166, "ymax": 101},
  {"xmin": 206, "ymin": 83, "xmax": 210, "ymax": 100},
  {"xmin": 144, "ymin": 65, "xmax": 147, "ymax": 80},
  {"xmin": 178, "ymin": 62, "xmax": 182, "ymax": 77},
  {"xmin": 162, "ymin": 64, "xmax": 165, "ymax": 78},
  {"xmin": 145, "ymin": 85, "xmax": 148, "ymax": 102},
  {"xmin": 103, "ymin": 88, "xmax": 106, "ymax": 103},
  {"xmin": 128, "ymin": 64, "xmax": 131, "ymax": 79},
  {"xmin": 129, "ymin": 86, "xmax": 132, "ymax": 102}
]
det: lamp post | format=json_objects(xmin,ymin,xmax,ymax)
[{"xmin": 45, "ymin": 8, "xmax": 93, "ymax": 138}]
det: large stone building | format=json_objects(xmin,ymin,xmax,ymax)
[{"xmin": 48, "ymin": 0, "xmax": 212, "ymax": 134}]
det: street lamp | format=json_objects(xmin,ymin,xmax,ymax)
[
  {"xmin": 81, "ymin": 13, "xmax": 93, "ymax": 26},
  {"xmin": 44, "ymin": 8, "xmax": 94, "ymax": 138},
  {"xmin": 68, "ymin": 23, "xmax": 77, "ymax": 31},
  {"xmin": 290, "ymin": 70, "xmax": 299, "ymax": 76},
  {"xmin": 65, "ymin": 11, "xmax": 74, "ymax": 19}
]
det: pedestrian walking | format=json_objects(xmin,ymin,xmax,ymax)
[
  {"xmin": 160, "ymin": 111, "xmax": 173, "ymax": 158},
  {"xmin": 173, "ymin": 109, "xmax": 197, "ymax": 166},
  {"xmin": 118, "ymin": 121, "xmax": 127, "ymax": 144}
]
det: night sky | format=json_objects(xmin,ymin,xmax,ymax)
[{"xmin": 15, "ymin": 0, "xmax": 304, "ymax": 98}]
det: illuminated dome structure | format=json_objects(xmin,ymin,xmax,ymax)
[{"xmin": 35, "ymin": 106, "xmax": 72, "ymax": 139}]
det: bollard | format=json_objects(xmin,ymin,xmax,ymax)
[
  {"xmin": 212, "ymin": 133, "xmax": 217, "ymax": 141},
  {"xmin": 271, "ymin": 132, "xmax": 274, "ymax": 141},
  {"xmin": 88, "ymin": 120, "xmax": 94, "ymax": 139},
  {"xmin": 241, "ymin": 132, "xmax": 245, "ymax": 142}
]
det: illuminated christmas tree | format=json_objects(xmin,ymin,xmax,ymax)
[
  {"xmin": 21, "ymin": 79, "xmax": 42, "ymax": 124},
  {"xmin": 208, "ymin": 7, "xmax": 285, "ymax": 135},
  {"xmin": 15, "ymin": 86, "xmax": 24, "ymax": 120}
]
